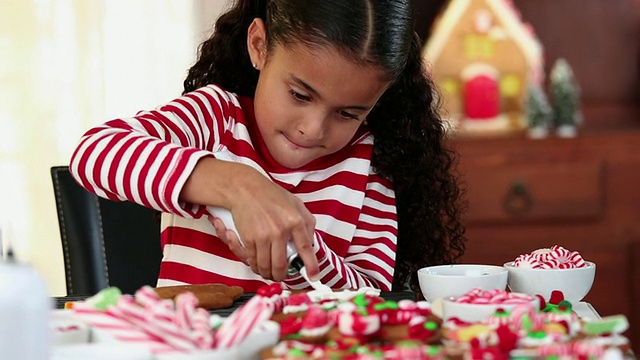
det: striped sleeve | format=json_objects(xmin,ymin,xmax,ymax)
[
  {"xmin": 69, "ymin": 85, "xmax": 241, "ymax": 218},
  {"xmin": 285, "ymin": 173, "xmax": 397, "ymax": 291}
]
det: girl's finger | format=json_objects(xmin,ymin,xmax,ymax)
[
  {"xmin": 270, "ymin": 236, "xmax": 288, "ymax": 282},
  {"xmin": 209, "ymin": 216, "xmax": 230, "ymax": 245},
  {"xmin": 291, "ymin": 225, "xmax": 319, "ymax": 281},
  {"xmin": 255, "ymin": 237, "xmax": 273, "ymax": 280}
]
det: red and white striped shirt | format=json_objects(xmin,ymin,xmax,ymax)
[{"xmin": 70, "ymin": 85, "xmax": 397, "ymax": 292}]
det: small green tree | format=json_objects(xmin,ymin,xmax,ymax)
[
  {"xmin": 526, "ymin": 83, "xmax": 552, "ymax": 130},
  {"xmin": 550, "ymin": 58, "xmax": 582, "ymax": 130}
]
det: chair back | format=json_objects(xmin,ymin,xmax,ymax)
[{"xmin": 50, "ymin": 166, "xmax": 162, "ymax": 295}]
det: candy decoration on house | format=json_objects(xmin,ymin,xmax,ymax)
[
  {"xmin": 525, "ymin": 83, "xmax": 552, "ymax": 139},
  {"xmin": 423, "ymin": 0, "xmax": 544, "ymax": 136},
  {"xmin": 550, "ymin": 58, "xmax": 582, "ymax": 138}
]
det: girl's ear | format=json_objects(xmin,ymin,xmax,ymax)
[{"xmin": 247, "ymin": 18, "xmax": 267, "ymax": 70}]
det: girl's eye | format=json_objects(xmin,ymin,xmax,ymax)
[
  {"xmin": 290, "ymin": 90, "xmax": 310, "ymax": 102},
  {"xmin": 338, "ymin": 110, "xmax": 361, "ymax": 121}
]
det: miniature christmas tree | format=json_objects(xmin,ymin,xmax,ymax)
[
  {"xmin": 549, "ymin": 58, "xmax": 582, "ymax": 137},
  {"xmin": 525, "ymin": 83, "xmax": 553, "ymax": 139}
]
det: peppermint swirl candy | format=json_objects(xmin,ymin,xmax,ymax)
[{"xmin": 513, "ymin": 245, "xmax": 587, "ymax": 269}]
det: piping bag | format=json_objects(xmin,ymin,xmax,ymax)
[{"xmin": 206, "ymin": 150, "xmax": 330, "ymax": 291}]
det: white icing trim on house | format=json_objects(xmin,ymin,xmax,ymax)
[
  {"xmin": 423, "ymin": 0, "xmax": 543, "ymax": 75},
  {"xmin": 423, "ymin": 0, "xmax": 471, "ymax": 65},
  {"xmin": 485, "ymin": 0, "xmax": 543, "ymax": 73},
  {"xmin": 461, "ymin": 62, "xmax": 499, "ymax": 80}
]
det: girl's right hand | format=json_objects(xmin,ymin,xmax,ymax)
[
  {"xmin": 183, "ymin": 157, "xmax": 319, "ymax": 282},
  {"xmin": 225, "ymin": 166, "xmax": 319, "ymax": 282}
]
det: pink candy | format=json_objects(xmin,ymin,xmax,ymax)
[
  {"xmin": 455, "ymin": 288, "xmax": 535, "ymax": 305},
  {"xmin": 513, "ymin": 245, "xmax": 586, "ymax": 269}
]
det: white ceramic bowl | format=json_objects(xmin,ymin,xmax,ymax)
[
  {"xmin": 503, "ymin": 261, "xmax": 596, "ymax": 304},
  {"xmin": 441, "ymin": 293, "xmax": 539, "ymax": 322},
  {"xmin": 50, "ymin": 310, "xmax": 91, "ymax": 346},
  {"xmin": 417, "ymin": 264, "xmax": 508, "ymax": 302}
]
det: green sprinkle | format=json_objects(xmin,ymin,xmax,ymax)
[
  {"xmin": 287, "ymin": 348, "xmax": 306, "ymax": 356},
  {"xmin": 528, "ymin": 330, "xmax": 547, "ymax": 339},
  {"xmin": 424, "ymin": 321, "xmax": 438, "ymax": 330},
  {"xmin": 353, "ymin": 293, "xmax": 368, "ymax": 307},
  {"xmin": 427, "ymin": 345, "xmax": 442, "ymax": 355},
  {"xmin": 373, "ymin": 301, "xmax": 398, "ymax": 311}
]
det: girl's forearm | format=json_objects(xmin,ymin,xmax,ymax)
[{"xmin": 179, "ymin": 156, "xmax": 248, "ymax": 210}]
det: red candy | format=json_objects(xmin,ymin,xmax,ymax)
[{"xmin": 256, "ymin": 283, "xmax": 283, "ymax": 297}]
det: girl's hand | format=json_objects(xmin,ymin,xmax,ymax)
[
  {"xmin": 209, "ymin": 216, "xmax": 248, "ymax": 265},
  {"xmin": 228, "ymin": 168, "xmax": 319, "ymax": 282},
  {"xmin": 197, "ymin": 162, "xmax": 319, "ymax": 282}
]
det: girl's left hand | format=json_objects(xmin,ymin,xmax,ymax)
[{"xmin": 209, "ymin": 216, "xmax": 249, "ymax": 266}]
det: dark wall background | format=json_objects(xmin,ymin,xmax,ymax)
[{"xmin": 412, "ymin": 0, "xmax": 640, "ymax": 130}]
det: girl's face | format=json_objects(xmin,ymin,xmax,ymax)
[{"xmin": 248, "ymin": 21, "xmax": 390, "ymax": 169}]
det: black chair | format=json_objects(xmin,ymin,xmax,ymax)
[{"xmin": 50, "ymin": 166, "xmax": 162, "ymax": 296}]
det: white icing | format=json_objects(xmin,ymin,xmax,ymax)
[
  {"xmin": 299, "ymin": 267, "xmax": 332, "ymax": 294},
  {"xmin": 282, "ymin": 304, "xmax": 309, "ymax": 314},
  {"xmin": 300, "ymin": 322, "xmax": 333, "ymax": 338},
  {"xmin": 396, "ymin": 299, "xmax": 414, "ymax": 309}
]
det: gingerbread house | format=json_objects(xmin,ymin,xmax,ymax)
[{"xmin": 423, "ymin": 0, "xmax": 544, "ymax": 136}]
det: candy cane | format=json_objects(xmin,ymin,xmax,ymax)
[
  {"xmin": 214, "ymin": 295, "xmax": 275, "ymax": 348},
  {"xmin": 73, "ymin": 302, "xmax": 174, "ymax": 353},
  {"xmin": 191, "ymin": 308, "xmax": 214, "ymax": 348}
]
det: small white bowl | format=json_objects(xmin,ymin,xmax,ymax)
[
  {"xmin": 417, "ymin": 264, "xmax": 508, "ymax": 303},
  {"xmin": 503, "ymin": 261, "xmax": 596, "ymax": 304},
  {"xmin": 442, "ymin": 294, "xmax": 539, "ymax": 322},
  {"xmin": 50, "ymin": 310, "xmax": 91, "ymax": 346}
]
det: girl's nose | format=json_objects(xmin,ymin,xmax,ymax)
[{"xmin": 296, "ymin": 112, "xmax": 326, "ymax": 141}]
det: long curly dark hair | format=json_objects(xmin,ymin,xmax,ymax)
[{"xmin": 183, "ymin": 0, "xmax": 467, "ymax": 292}]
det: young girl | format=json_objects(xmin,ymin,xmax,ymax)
[{"xmin": 69, "ymin": 0, "xmax": 466, "ymax": 293}]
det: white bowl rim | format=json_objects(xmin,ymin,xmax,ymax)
[
  {"xmin": 503, "ymin": 261, "xmax": 596, "ymax": 270},
  {"xmin": 417, "ymin": 264, "xmax": 508, "ymax": 277}
]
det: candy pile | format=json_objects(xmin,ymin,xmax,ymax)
[
  {"xmin": 455, "ymin": 288, "xmax": 536, "ymax": 305},
  {"xmin": 265, "ymin": 292, "xmax": 444, "ymax": 359},
  {"xmin": 72, "ymin": 284, "xmax": 285, "ymax": 354},
  {"xmin": 440, "ymin": 290, "xmax": 631, "ymax": 359},
  {"xmin": 513, "ymin": 245, "xmax": 587, "ymax": 269}
]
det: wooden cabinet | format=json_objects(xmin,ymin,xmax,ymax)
[{"xmin": 452, "ymin": 131, "xmax": 640, "ymax": 353}]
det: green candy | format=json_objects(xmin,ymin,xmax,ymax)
[
  {"xmin": 88, "ymin": 287, "xmax": 122, "ymax": 311},
  {"xmin": 582, "ymin": 315, "xmax": 629, "ymax": 335}
]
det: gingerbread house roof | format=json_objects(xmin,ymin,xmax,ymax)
[{"xmin": 424, "ymin": 0, "xmax": 543, "ymax": 82}]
